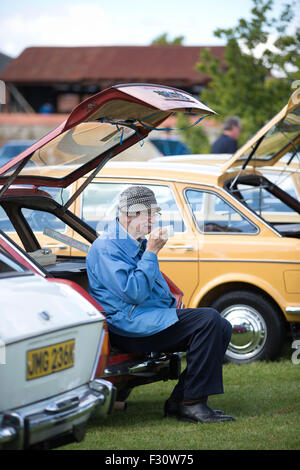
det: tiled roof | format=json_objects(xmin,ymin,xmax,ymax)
[
  {"xmin": 0, "ymin": 52, "xmax": 12, "ymax": 73},
  {"xmin": 0, "ymin": 45, "xmax": 225, "ymax": 86}
]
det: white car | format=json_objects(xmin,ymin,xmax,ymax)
[{"xmin": 0, "ymin": 247, "xmax": 115, "ymax": 450}]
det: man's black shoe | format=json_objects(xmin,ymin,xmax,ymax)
[
  {"xmin": 164, "ymin": 399, "xmax": 225, "ymax": 418},
  {"xmin": 164, "ymin": 399, "xmax": 180, "ymax": 417},
  {"xmin": 178, "ymin": 402, "xmax": 235, "ymax": 423}
]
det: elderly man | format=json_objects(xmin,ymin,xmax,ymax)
[{"xmin": 87, "ymin": 186, "xmax": 235, "ymax": 423}]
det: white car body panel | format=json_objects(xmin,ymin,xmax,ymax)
[
  {"xmin": 0, "ymin": 270, "xmax": 115, "ymax": 449},
  {"xmin": 0, "ymin": 274, "xmax": 104, "ymax": 410}
]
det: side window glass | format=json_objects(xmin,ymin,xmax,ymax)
[
  {"xmin": 21, "ymin": 209, "xmax": 67, "ymax": 234},
  {"xmin": 82, "ymin": 183, "xmax": 129, "ymax": 231},
  {"xmin": 81, "ymin": 182, "xmax": 185, "ymax": 232},
  {"xmin": 20, "ymin": 188, "xmax": 70, "ymax": 234},
  {"xmin": 0, "ymin": 206, "xmax": 17, "ymax": 233},
  {"xmin": 186, "ymin": 189, "xmax": 257, "ymax": 234}
]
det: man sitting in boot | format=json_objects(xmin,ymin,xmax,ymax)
[{"xmin": 87, "ymin": 185, "xmax": 235, "ymax": 423}]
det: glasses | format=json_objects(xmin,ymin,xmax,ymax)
[{"xmin": 127, "ymin": 210, "xmax": 161, "ymax": 220}]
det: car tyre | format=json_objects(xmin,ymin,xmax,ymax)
[{"xmin": 211, "ymin": 290, "xmax": 285, "ymax": 364}]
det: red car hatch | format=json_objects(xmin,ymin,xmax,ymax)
[{"xmin": 0, "ymin": 84, "xmax": 215, "ymax": 198}]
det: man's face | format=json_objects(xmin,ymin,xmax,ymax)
[
  {"xmin": 232, "ymin": 124, "xmax": 241, "ymax": 140},
  {"xmin": 127, "ymin": 210, "xmax": 159, "ymax": 238}
]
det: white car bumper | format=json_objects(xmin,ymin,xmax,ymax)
[{"xmin": 0, "ymin": 379, "xmax": 115, "ymax": 449}]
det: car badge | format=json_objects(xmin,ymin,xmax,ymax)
[{"xmin": 39, "ymin": 311, "xmax": 51, "ymax": 321}]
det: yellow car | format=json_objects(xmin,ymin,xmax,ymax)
[{"xmin": 2, "ymin": 87, "xmax": 300, "ymax": 364}]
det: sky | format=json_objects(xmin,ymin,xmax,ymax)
[{"xmin": 0, "ymin": 0, "xmax": 298, "ymax": 58}]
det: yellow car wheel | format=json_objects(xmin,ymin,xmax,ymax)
[{"xmin": 211, "ymin": 290, "xmax": 286, "ymax": 364}]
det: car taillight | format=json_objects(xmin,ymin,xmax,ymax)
[{"xmin": 93, "ymin": 322, "xmax": 110, "ymax": 379}]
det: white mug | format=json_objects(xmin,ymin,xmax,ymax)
[{"xmin": 162, "ymin": 225, "xmax": 174, "ymax": 239}]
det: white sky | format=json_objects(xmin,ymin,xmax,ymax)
[{"xmin": 1, "ymin": 0, "xmax": 295, "ymax": 58}]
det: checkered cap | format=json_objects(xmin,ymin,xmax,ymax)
[{"xmin": 118, "ymin": 186, "xmax": 161, "ymax": 214}]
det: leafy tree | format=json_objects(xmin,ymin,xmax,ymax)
[
  {"xmin": 151, "ymin": 33, "xmax": 185, "ymax": 45},
  {"xmin": 176, "ymin": 113, "xmax": 210, "ymax": 154},
  {"xmin": 197, "ymin": 0, "xmax": 299, "ymax": 143},
  {"xmin": 150, "ymin": 33, "xmax": 209, "ymax": 152}
]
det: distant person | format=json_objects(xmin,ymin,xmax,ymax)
[{"xmin": 211, "ymin": 116, "xmax": 241, "ymax": 154}]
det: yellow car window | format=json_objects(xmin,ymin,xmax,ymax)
[
  {"xmin": 81, "ymin": 181, "xmax": 186, "ymax": 233},
  {"xmin": 185, "ymin": 189, "xmax": 257, "ymax": 234}
]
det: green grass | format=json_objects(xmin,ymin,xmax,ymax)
[{"xmin": 61, "ymin": 346, "xmax": 300, "ymax": 451}]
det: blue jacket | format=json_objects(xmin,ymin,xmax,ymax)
[{"xmin": 86, "ymin": 219, "xmax": 179, "ymax": 337}]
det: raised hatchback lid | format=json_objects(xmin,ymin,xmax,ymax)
[
  {"xmin": 0, "ymin": 83, "xmax": 215, "ymax": 193},
  {"xmin": 220, "ymin": 87, "xmax": 300, "ymax": 174}
]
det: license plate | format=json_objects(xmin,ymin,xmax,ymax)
[{"xmin": 26, "ymin": 339, "xmax": 75, "ymax": 380}]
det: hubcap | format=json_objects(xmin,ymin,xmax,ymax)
[{"xmin": 221, "ymin": 304, "xmax": 267, "ymax": 362}]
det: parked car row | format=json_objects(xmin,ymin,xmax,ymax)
[
  {"xmin": 2, "ymin": 87, "xmax": 299, "ymax": 369},
  {"xmin": 0, "ymin": 83, "xmax": 211, "ymax": 449},
  {"xmin": 0, "ymin": 83, "xmax": 299, "ymax": 447}
]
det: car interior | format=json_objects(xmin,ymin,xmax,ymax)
[{"xmin": 224, "ymin": 174, "xmax": 300, "ymax": 238}]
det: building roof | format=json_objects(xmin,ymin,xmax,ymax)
[
  {"xmin": 0, "ymin": 45, "xmax": 225, "ymax": 87},
  {"xmin": 0, "ymin": 52, "xmax": 13, "ymax": 73}
]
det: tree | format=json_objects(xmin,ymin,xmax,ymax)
[
  {"xmin": 197, "ymin": 0, "xmax": 299, "ymax": 142},
  {"xmin": 151, "ymin": 33, "xmax": 185, "ymax": 45},
  {"xmin": 176, "ymin": 113, "xmax": 210, "ymax": 154}
]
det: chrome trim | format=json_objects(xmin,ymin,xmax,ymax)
[
  {"xmin": 89, "ymin": 379, "xmax": 116, "ymax": 417},
  {"xmin": 159, "ymin": 258, "xmax": 300, "ymax": 264},
  {"xmin": 168, "ymin": 244, "xmax": 194, "ymax": 251},
  {"xmin": 0, "ymin": 426, "xmax": 17, "ymax": 444},
  {"xmin": 90, "ymin": 325, "xmax": 106, "ymax": 379},
  {"xmin": 0, "ymin": 413, "xmax": 24, "ymax": 449},
  {"xmin": 221, "ymin": 304, "xmax": 267, "ymax": 361},
  {"xmin": 199, "ymin": 259, "xmax": 300, "ymax": 264},
  {"xmin": 0, "ymin": 379, "xmax": 115, "ymax": 449},
  {"xmin": 286, "ymin": 306, "xmax": 300, "ymax": 315},
  {"xmin": 159, "ymin": 258, "xmax": 198, "ymax": 262},
  {"xmin": 103, "ymin": 353, "xmax": 172, "ymax": 379}
]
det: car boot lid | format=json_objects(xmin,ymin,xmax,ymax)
[
  {"xmin": 0, "ymin": 84, "xmax": 215, "ymax": 194},
  {"xmin": 0, "ymin": 274, "xmax": 104, "ymax": 344},
  {"xmin": 220, "ymin": 87, "xmax": 300, "ymax": 174}
]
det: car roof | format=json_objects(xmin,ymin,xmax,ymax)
[
  {"xmin": 91, "ymin": 160, "xmax": 226, "ymax": 186},
  {"xmin": 26, "ymin": 159, "xmax": 259, "ymax": 187}
]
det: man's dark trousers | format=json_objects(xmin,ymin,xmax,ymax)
[{"xmin": 109, "ymin": 308, "xmax": 232, "ymax": 400}]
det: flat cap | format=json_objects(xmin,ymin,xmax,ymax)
[{"xmin": 118, "ymin": 186, "xmax": 161, "ymax": 214}]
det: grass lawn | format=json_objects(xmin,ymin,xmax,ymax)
[{"xmin": 61, "ymin": 344, "xmax": 300, "ymax": 451}]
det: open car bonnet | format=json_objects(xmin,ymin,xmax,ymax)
[
  {"xmin": 220, "ymin": 87, "xmax": 300, "ymax": 175},
  {"xmin": 0, "ymin": 84, "xmax": 215, "ymax": 197}
]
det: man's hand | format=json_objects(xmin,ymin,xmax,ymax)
[{"xmin": 145, "ymin": 227, "xmax": 168, "ymax": 255}]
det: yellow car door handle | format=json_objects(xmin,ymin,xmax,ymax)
[{"xmin": 168, "ymin": 245, "xmax": 194, "ymax": 251}]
